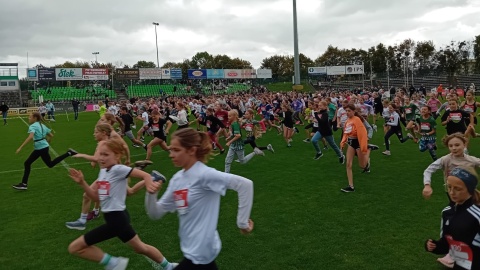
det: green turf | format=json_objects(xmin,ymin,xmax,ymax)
[{"xmin": 0, "ymin": 112, "xmax": 467, "ymax": 269}]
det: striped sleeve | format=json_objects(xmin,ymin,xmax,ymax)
[{"xmin": 467, "ymin": 205, "xmax": 480, "ymax": 248}]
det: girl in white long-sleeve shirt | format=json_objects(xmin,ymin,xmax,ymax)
[{"xmin": 145, "ymin": 128, "xmax": 254, "ymax": 270}]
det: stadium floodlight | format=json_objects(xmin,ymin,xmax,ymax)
[
  {"xmin": 92, "ymin": 52, "xmax": 100, "ymax": 63},
  {"xmin": 293, "ymin": 0, "xmax": 300, "ymax": 86},
  {"xmin": 152, "ymin": 22, "xmax": 160, "ymax": 69}
]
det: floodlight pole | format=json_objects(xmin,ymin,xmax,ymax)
[
  {"xmin": 292, "ymin": 0, "xmax": 300, "ymax": 86},
  {"xmin": 92, "ymin": 52, "xmax": 99, "ymax": 64},
  {"xmin": 153, "ymin": 22, "xmax": 160, "ymax": 88}
]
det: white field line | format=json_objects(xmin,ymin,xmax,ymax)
[{"xmin": 18, "ymin": 116, "xmax": 71, "ymax": 170}]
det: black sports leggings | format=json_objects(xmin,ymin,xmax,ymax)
[
  {"xmin": 175, "ymin": 258, "xmax": 218, "ymax": 270},
  {"xmin": 244, "ymin": 136, "xmax": 267, "ymax": 150},
  {"xmin": 22, "ymin": 147, "xmax": 70, "ymax": 184}
]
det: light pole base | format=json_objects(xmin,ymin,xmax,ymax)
[{"xmin": 292, "ymin": 84, "xmax": 304, "ymax": 91}]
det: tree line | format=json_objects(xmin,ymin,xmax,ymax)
[{"xmin": 34, "ymin": 35, "xmax": 480, "ymax": 81}]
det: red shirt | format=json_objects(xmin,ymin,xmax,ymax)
[{"xmin": 215, "ymin": 110, "xmax": 229, "ymax": 126}]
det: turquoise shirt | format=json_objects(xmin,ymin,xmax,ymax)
[{"xmin": 28, "ymin": 122, "xmax": 51, "ymax": 150}]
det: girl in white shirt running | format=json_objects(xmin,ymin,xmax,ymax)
[
  {"xmin": 68, "ymin": 138, "xmax": 176, "ymax": 270},
  {"xmin": 145, "ymin": 128, "xmax": 254, "ymax": 270}
]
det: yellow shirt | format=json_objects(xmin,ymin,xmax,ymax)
[{"xmin": 98, "ymin": 105, "xmax": 107, "ymax": 118}]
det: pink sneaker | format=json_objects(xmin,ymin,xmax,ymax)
[
  {"xmin": 437, "ymin": 254, "xmax": 454, "ymax": 268},
  {"xmin": 86, "ymin": 210, "xmax": 100, "ymax": 221}
]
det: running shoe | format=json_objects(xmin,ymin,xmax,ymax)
[
  {"xmin": 367, "ymin": 144, "xmax": 379, "ymax": 151},
  {"xmin": 140, "ymin": 136, "xmax": 145, "ymax": 142},
  {"xmin": 287, "ymin": 143, "xmax": 292, "ymax": 147},
  {"xmin": 134, "ymin": 160, "xmax": 153, "ymax": 170},
  {"xmin": 151, "ymin": 170, "xmax": 167, "ymax": 183},
  {"xmin": 314, "ymin": 153, "xmax": 323, "ymax": 160},
  {"xmin": 67, "ymin": 148, "xmax": 78, "ymax": 156},
  {"xmin": 294, "ymin": 127, "xmax": 300, "ymax": 133},
  {"xmin": 372, "ymin": 124, "xmax": 378, "ymax": 132},
  {"xmin": 112, "ymin": 257, "xmax": 129, "ymax": 270},
  {"xmin": 65, "ymin": 219, "xmax": 86, "ymax": 230},
  {"xmin": 362, "ymin": 160, "xmax": 371, "ymax": 173},
  {"xmin": 267, "ymin": 144, "xmax": 275, "ymax": 153},
  {"xmin": 143, "ymin": 144, "xmax": 147, "ymax": 151},
  {"xmin": 303, "ymin": 138, "xmax": 310, "ymax": 143},
  {"xmin": 323, "ymin": 145, "xmax": 329, "ymax": 150},
  {"xmin": 382, "ymin": 150, "xmax": 391, "ymax": 156},
  {"xmin": 86, "ymin": 210, "xmax": 100, "ymax": 221},
  {"xmin": 12, "ymin": 183, "xmax": 27, "ymax": 190},
  {"xmin": 339, "ymin": 155, "xmax": 345, "ymax": 164},
  {"xmin": 133, "ymin": 144, "xmax": 140, "ymax": 148},
  {"xmin": 220, "ymin": 149, "xmax": 225, "ymax": 154},
  {"xmin": 341, "ymin": 186, "xmax": 355, "ymax": 193}
]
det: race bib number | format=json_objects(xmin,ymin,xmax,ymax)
[
  {"xmin": 450, "ymin": 112, "xmax": 462, "ymax": 122},
  {"xmin": 344, "ymin": 124, "xmax": 353, "ymax": 134},
  {"xmin": 245, "ymin": 124, "xmax": 253, "ymax": 132},
  {"xmin": 463, "ymin": 105, "xmax": 474, "ymax": 113},
  {"xmin": 421, "ymin": 123, "xmax": 430, "ymax": 131},
  {"xmin": 206, "ymin": 121, "xmax": 211, "ymax": 128},
  {"xmin": 152, "ymin": 123, "xmax": 160, "ymax": 131},
  {"xmin": 97, "ymin": 180, "xmax": 110, "ymax": 200},
  {"xmin": 446, "ymin": 235, "xmax": 473, "ymax": 270},
  {"xmin": 174, "ymin": 189, "xmax": 189, "ymax": 215},
  {"xmin": 218, "ymin": 116, "xmax": 223, "ymax": 121},
  {"xmin": 405, "ymin": 108, "xmax": 412, "ymax": 114}
]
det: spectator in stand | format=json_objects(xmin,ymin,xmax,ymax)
[
  {"xmin": 0, "ymin": 101, "xmax": 9, "ymax": 125},
  {"xmin": 419, "ymin": 84, "xmax": 427, "ymax": 97}
]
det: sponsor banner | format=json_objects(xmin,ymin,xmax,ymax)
[
  {"xmin": 242, "ymin": 69, "xmax": 256, "ymax": 79},
  {"xmin": 7, "ymin": 107, "xmax": 37, "ymax": 115},
  {"xmin": 206, "ymin": 69, "xmax": 224, "ymax": 79},
  {"xmin": 170, "ymin": 68, "xmax": 182, "ymax": 79},
  {"xmin": 345, "ymin": 65, "xmax": 364, "ymax": 75},
  {"xmin": 188, "ymin": 69, "xmax": 207, "ymax": 79},
  {"xmin": 38, "ymin": 68, "xmax": 56, "ymax": 81},
  {"xmin": 27, "ymin": 68, "xmax": 38, "ymax": 81},
  {"xmin": 256, "ymin": 69, "xmax": 272, "ymax": 79},
  {"xmin": 55, "ymin": 68, "xmax": 83, "ymax": 81},
  {"xmin": 139, "ymin": 68, "xmax": 161, "ymax": 80},
  {"xmin": 86, "ymin": 104, "xmax": 99, "ymax": 111},
  {"xmin": 83, "ymin": 68, "xmax": 109, "ymax": 80},
  {"xmin": 224, "ymin": 69, "xmax": 242, "ymax": 79},
  {"xmin": 326, "ymin": 66, "xmax": 345, "ymax": 75},
  {"xmin": 308, "ymin": 67, "xmax": 327, "ymax": 75},
  {"xmin": 116, "ymin": 68, "xmax": 139, "ymax": 80},
  {"xmin": 161, "ymin": 68, "xmax": 171, "ymax": 80}
]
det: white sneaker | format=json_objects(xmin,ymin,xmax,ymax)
[
  {"xmin": 267, "ymin": 144, "xmax": 275, "ymax": 153},
  {"xmin": 112, "ymin": 257, "xmax": 129, "ymax": 270},
  {"xmin": 382, "ymin": 150, "xmax": 391, "ymax": 156},
  {"xmin": 406, "ymin": 133, "xmax": 414, "ymax": 140},
  {"xmin": 372, "ymin": 124, "xmax": 377, "ymax": 132}
]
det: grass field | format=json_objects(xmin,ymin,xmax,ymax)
[{"xmin": 0, "ymin": 111, "xmax": 471, "ymax": 269}]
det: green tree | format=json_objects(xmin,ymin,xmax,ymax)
[
  {"xmin": 133, "ymin": 60, "xmax": 156, "ymax": 68},
  {"xmin": 260, "ymin": 55, "xmax": 293, "ymax": 80},
  {"xmin": 474, "ymin": 35, "xmax": 480, "ymax": 73},
  {"xmin": 191, "ymin": 52, "xmax": 214, "ymax": 69},
  {"xmin": 414, "ymin": 41, "xmax": 436, "ymax": 75},
  {"xmin": 299, "ymin": 53, "xmax": 314, "ymax": 78}
]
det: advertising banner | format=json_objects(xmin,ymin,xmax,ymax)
[
  {"xmin": 38, "ymin": 68, "xmax": 56, "ymax": 81},
  {"xmin": 55, "ymin": 68, "xmax": 83, "ymax": 81},
  {"xmin": 308, "ymin": 67, "xmax": 327, "ymax": 75},
  {"xmin": 256, "ymin": 69, "xmax": 272, "ymax": 79},
  {"xmin": 206, "ymin": 69, "xmax": 224, "ymax": 79},
  {"xmin": 242, "ymin": 69, "xmax": 256, "ymax": 79},
  {"xmin": 187, "ymin": 69, "xmax": 207, "ymax": 79},
  {"xmin": 161, "ymin": 68, "xmax": 171, "ymax": 80},
  {"xmin": 345, "ymin": 65, "xmax": 365, "ymax": 75},
  {"xmin": 116, "ymin": 69, "xmax": 139, "ymax": 80},
  {"xmin": 139, "ymin": 68, "xmax": 161, "ymax": 80},
  {"xmin": 86, "ymin": 104, "xmax": 99, "ymax": 112},
  {"xmin": 83, "ymin": 68, "xmax": 109, "ymax": 80},
  {"xmin": 326, "ymin": 66, "xmax": 345, "ymax": 75},
  {"xmin": 224, "ymin": 69, "xmax": 242, "ymax": 79},
  {"xmin": 170, "ymin": 68, "xmax": 182, "ymax": 79},
  {"xmin": 27, "ymin": 68, "xmax": 38, "ymax": 81}
]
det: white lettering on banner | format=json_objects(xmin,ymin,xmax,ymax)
[
  {"xmin": 161, "ymin": 68, "xmax": 171, "ymax": 79},
  {"xmin": 308, "ymin": 67, "xmax": 327, "ymax": 75}
]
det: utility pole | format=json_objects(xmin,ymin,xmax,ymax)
[{"xmin": 292, "ymin": 0, "xmax": 301, "ymax": 87}]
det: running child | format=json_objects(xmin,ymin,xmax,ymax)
[{"xmin": 67, "ymin": 138, "xmax": 176, "ymax": 270}]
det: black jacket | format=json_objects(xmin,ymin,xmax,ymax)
[
  {"xmin": 314, "ymin": 109, "xmax": 333, "ymax": 136},
  {"xmin": 0, "ymin": 104, "xmax": 9, "ymax": 112},
  {"xmin": 425, "ymin": 198, "xmax": 480, "ymax": 270}
]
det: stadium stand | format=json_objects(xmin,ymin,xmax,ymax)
[{"xmin": 29, "ymin": 86, "xmax": 116, "ymax": 102}]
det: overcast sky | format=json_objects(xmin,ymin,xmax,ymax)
[{"xmin": 1, "ymin": 0, "xmax": 479, "ymax": 77}]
